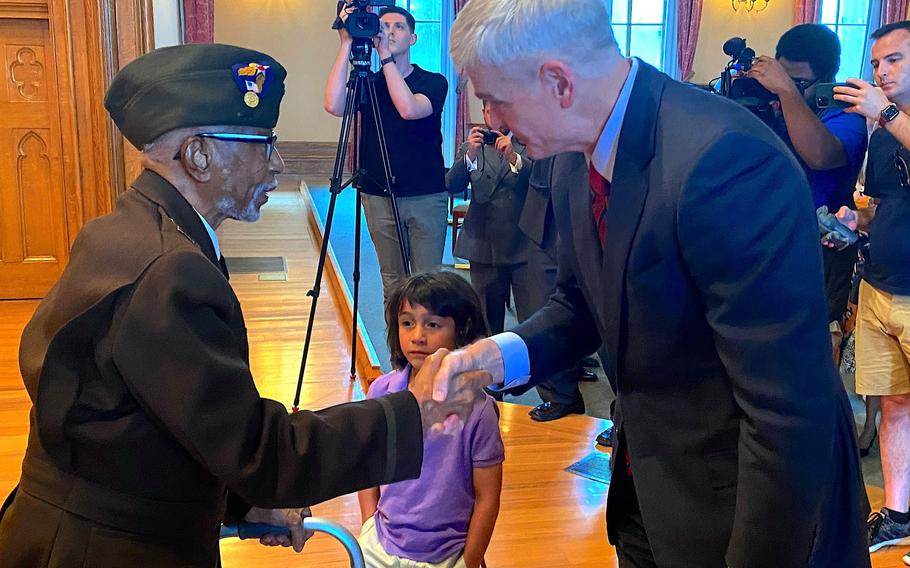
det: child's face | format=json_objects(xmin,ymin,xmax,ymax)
[{"xmin": 398, "ymin": 300, "xmax": 458, "ymax": 372}]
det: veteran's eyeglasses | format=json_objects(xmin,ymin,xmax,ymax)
[{"xmin": 173, "ymin": 132, "xmax": 278, "ymax": 161}]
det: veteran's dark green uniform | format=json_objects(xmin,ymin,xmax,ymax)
[{"xmin": 0, "ymin": 44, "xmax": 424, "ymax": 567}]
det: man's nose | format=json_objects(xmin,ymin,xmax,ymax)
[
  {"xmin": 270, "ymin": 148, "xmax": 284, "ymax": 175},
  {"xmin": 487, "ymin": 112, "xmax": 505, "ymax": 133}
]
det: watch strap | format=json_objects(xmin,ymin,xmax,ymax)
[{"xmin": 380, "ymin": 56, "xmax": 396, "ymax": 67}]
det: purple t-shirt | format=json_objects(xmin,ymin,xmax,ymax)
[{"xmin": 366, "ymin": 366, "xmax": 504, "ymax": 562}]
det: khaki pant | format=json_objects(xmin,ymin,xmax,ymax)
[
  {"xmin": 855, "ymin": 280, "xmax": 910, "ymax": 396},
  {"xmin": 358, "ymin": 515, "xmax": 467, "ymax": 568}
]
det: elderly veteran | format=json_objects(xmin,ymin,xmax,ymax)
[{"xmin": 0, "ymin": 44, "xmax": 476, "ymax": 567}]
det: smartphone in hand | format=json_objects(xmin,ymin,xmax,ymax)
[{"xmin": 816, "ymin": 82, "xmax": 855, "ymax": 109}]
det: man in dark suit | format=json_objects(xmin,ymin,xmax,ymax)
[
  {"xmin": 0, "ymin": 44, "xmax": 473, "ymax": 567},
  {"xmin": 432, "ymin": 0, "xmax": 871, "ymax": 566},
  {"xmin": 521, "ymin": 155, "xmax": 606, "ymax": 422},
  {"xmin": 446, "ymin": 103, "xmax": 534, "ymax": 335}
]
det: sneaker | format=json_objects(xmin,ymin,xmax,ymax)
[
  {"xmin": 903, "ymin": 552, "xmax": 910, "ymax": 566},
  {"xmin": 868, "ymin": 508, "xmax": 910, "ymax": 552}
]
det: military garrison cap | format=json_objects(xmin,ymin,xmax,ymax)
[{"xmin": 104, "ymin": 43, "xmax": 286, "ymax": 149}]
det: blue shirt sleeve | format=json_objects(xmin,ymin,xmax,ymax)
[
  {"xmin": 824, "ymin": 110, "xmax": 869, "ymax": 171},
  {"xmin": 486, "ymin": 332, "xmax": 531, "ymax": 392}
]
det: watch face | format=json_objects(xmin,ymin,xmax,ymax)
[{"xmin": 883, "ymin": 104, "xmax": 900, "ymax": 121}]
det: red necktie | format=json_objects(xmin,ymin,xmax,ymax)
[{"xmin": 588, "ymin": 162, "xmax": 610, "ymax": 246}]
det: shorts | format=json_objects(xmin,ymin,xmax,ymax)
[
  {"xmin": 855, "ymin": 280, "xmax": 910, "ymax": 396},
  {"xmin": 358, "ymin": 515, "xmax": 467, "ymax": 568}
]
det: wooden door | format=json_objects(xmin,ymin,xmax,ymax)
[
  {"xmin": 0, "ymin": 0, "xmax": 153, "ymax": 300},
  {"xmin": 0, "ymin": 16, "xmax": 68, "ymax": 299}
]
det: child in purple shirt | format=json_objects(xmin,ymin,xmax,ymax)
[{"xmin": 359, "ymin": 272, "xmax": 504, "ymax": 568}]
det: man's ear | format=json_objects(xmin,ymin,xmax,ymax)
[
  {"xmin": 179, "ymin": 137, "xmax": 213, "ymax": 182},
  {"xmin": 410, "ymin": 33, "xmax": 417, "ymax": 47},
  {"xmin": 539, "ymin": 60, "xmax": 575, "ymax": 110}
]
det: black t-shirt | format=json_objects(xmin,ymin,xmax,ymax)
[
  {"xmin": 863, "ymin": 127, "xmax": 910, "ymax": 295},
  {"xmin": 358, "ymin": 64, "xmax": 447, "ymax": 197}
]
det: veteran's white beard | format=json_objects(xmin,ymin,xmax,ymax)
[{"xmin": 217, "ymin": 182, "xmax": 276, "ymax": 222}]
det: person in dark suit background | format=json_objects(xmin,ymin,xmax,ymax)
[
  {"xmin": 521, "ymin": 155, "xmax": 609, "ymax": 423},
  {"xmin": 446, "ymin": 102, "xmax": 534, "ymax": 336},
  {"xmin": 426, "ymin": 0, "xmax": 872, "ymax": 566},
  {"xmin": 0, "ymin": 44, "xmax": 476, "ymax": 568}
]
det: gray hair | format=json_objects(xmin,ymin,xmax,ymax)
[{"xmin": 449, "ymin": 0, "xmax": 619, "ymax": 77}]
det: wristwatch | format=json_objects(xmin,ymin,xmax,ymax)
[
  {"xmin": 880, "ymin": 103, "xmax": 900, "ymax": 126},
  {"xmin": 380, "ymin": 56, "xmax": 396, "ymax": 67}
]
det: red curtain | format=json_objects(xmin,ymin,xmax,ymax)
[
  {"xmin": 183, "ymin": 0, "xmax": 215, "ymax": 44},
  {"xmin": 793, "ymin": 0, "xmax": 820, "ymax": 25},
  {"xmin": 454, "ymin": 0, "xmax": 471, "ymax": 154},
  {"xmin": 677, "ymin": 0, "xmax": 703, "ymax": 81},
  {"xmin": 883, "ymin": 0, "xmax": 910, "ymax": 25}
]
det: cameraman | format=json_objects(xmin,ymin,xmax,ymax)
[
  {"xmin": 324, "ymin": 5, "xmax": 448, "ymax": 301},
  {"xmin": 748, "ymin": 24, "xmax": 868, "ymax": 350}
]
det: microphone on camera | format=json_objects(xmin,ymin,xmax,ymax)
[{"xmin": 723, "ymin": 37, "xmax": 746, "ymax": 58}]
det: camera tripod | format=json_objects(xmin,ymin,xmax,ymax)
[{"xmin": 292, "ymin": 38, "xmax": 409, "ymax": 411}]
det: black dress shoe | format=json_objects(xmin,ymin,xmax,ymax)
[
  {"xmin": 581, "ymin": 356, "xmax": 599, "ymax": 367},
  {"xmin": 577, "ymin": 368, "xmax": 598, "ymax": 382},
  {"xmin": 529, "ymin": 400, "xmax": 585, "ymax": 422},
  {"xmin": 483, "ymin": 386, "xmax": 504, "ymax": 402},
  {"xmin": 595, "ymin": 425, "xmax": 614, "ymax": 447}
]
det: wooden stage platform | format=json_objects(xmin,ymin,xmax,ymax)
[{"xmin": 0, "ymin": 181, "xmax": 905, "ymax": 567}]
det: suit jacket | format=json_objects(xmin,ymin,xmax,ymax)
[
  {"xmin": 0, "ymin": 170, "xmax": 423, "ymax": 567},
  {"xmin": 446, "ymin": 139, "xmax": 533, "ymax": 264},
  {"xmin": 519, "ymin": 154, "xmax": 558, "ymax": 255},
  {"xmin": 512, "ymin": 62, "xmax": 869, "ymax": 567}
]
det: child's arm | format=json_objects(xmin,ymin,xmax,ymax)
[
  {"xmin": 462, "ymin": 463, "xmax": 503, "ymax": 568},
  {"xmin": 357, "ymin": 487, "xmax": 381, "ymax": 524}
]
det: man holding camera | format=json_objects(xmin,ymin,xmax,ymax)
[
  {"xmin": 748, "ymin": 24, "xmax": 868, "ymax": 355},
  {"xmin": 324, "ymin": 5, "xmax": 448, "ymax": 301},
  {"xmin": 832, "ymin": 20, "xmax": 910, "ymax": 553},
  {"xmin": 446, "ymin": 102, "xmax": 533, "ymax": 337}
]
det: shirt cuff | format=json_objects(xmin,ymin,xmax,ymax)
[
  {"xmin": 509, "ymin": 153, "xmax": 522, "ymax": 174},
  {"xmin": 487, "ymin": 332, "xmax": 531, "ymax": 392},
  {"xmin": 465, "ymin": 153, "xmax": 478, "ymax": 172}
]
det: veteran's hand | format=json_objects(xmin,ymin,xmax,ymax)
[
  {"xmin": 243, "ymin": 506, "xmax": 314, "ymax": 553},
  {"xmin": 408, "ymin": 339, "xmax": 505, "ymax": 435}
]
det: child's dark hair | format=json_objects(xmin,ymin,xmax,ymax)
[
  {"xmin": 385, "ymin": 271, "xmax": 489, "ymax": 369},
  {"xmin": 378, "ymin": 6, "xmax": 416, "ymax": 34}
]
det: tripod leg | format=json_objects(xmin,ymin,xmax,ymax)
[
  {"xmin": 293, "ymin": 72, "xmax": 362, "ymax": 411},
  {"xmin": 351, "ymin": 187, "xmax": 363, "ymax": 382}
]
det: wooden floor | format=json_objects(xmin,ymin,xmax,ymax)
[
  {"xmin": 0, "ymin": 181, "xmax": 906, "ymax": 567},
  {"xmin": 0, "ymin": 182, "xmax": 613, "ymax": 566}
]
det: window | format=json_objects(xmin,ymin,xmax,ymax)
[
  {"xmin": 387, "ymin": 0, "xmax": 456, "ymax": 164},
  {"xmin": 820, "ymin": 0, "xmax": 874, "ymax": 81},
  {"xmin": 611, "ymin": 0, "xmax": 669, "ymax": 71},
  {"xmin": 396, "ymin": 0, "xmax": 444, "ymax": 73}
]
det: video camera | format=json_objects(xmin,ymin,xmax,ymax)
[
  {"xmin": 717, "ymin": 37, "xmax": 778, "ymax": 125},
  {"xmin": 332, "ymin": 0, "xmax": 396, "ymax": 40}
]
